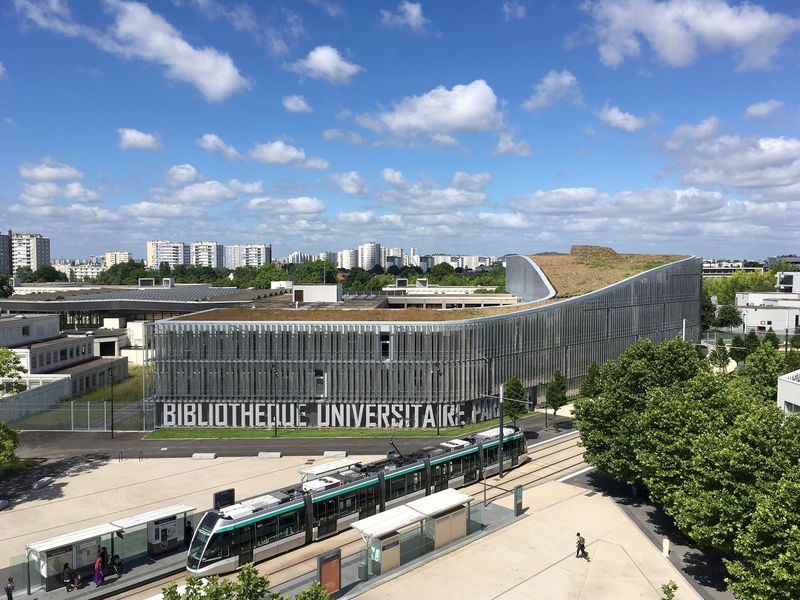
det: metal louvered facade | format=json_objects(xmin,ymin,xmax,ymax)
[{"xmin": 145, "ymin": 256, "xmax": 701, "ymax": 428}]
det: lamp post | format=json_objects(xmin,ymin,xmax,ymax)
[
  {"xmin": 498, "ymin": 383, "xmax": 504, "ymax": 479},
  {"xmin": 270, "ymin": 365, "xmax": 279, "ymax": 438},
  {"xmin": 107, "ymin": 368, "xmax": 116, "ymax": 439},
  {"xmin": 432, "ymin": 362, "xmax": 442, "ymax": 436}
]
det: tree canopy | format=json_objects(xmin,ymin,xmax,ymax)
[
  {"xmin": 0, "ymin": 274, "xmax": 13, "ymax": 298},
  {"xmin": 715, "ymin": 305, "xmax": 742, "ymax": 328},
  {"xmin": 503, "ymin": 376, "xmax": 527, "ymax": 424},
  {"xmin": 703, "ymin": 270, "xmax": 775, "ymax": 305},
  {"xmin": 545, "ymin": 369, "xmax": 567, "ymax": 431},
  {"xmin": 579, "ymin": 361, "xmax": 601, "ymax": 398}
]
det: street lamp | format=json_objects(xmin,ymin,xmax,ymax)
[
  {"xmin": 107, "ymin": 368, "xmax": 116, "ymax": 439},
  {"xmin": 432, "ymin": 362, "xmax": 442, "ymax": 436},
  {"xmin": 270, "ymin": 365, "xmax": 279, "ymax": 438}
]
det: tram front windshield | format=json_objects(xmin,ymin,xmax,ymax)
[{"xmin": 187, "ymin": 512, "xmax": 219, "ymax": 569}]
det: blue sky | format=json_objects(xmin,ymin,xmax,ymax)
[{"xmin": 1, "ymin": 0, "xmax": 799, "ymax": 260}]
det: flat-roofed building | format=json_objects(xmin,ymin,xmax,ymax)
[
  {"xmin": 337, "ymin": 249, "xmax": 357, "ymax": 270},
  {"xmin": 152, "ymin": 241, "xmax": 189, "ymax": 269},
  {"xmin": 224, "ymin": 244, "xmax": 271, "ymax": 269},
  {"xmin": 105, "ymin": 251, "xmax": 133, "ymax": 266},
  {"xmin": 358, "ymin": 242, "xmax": 381, "ymax": 271},
  {"xmin": 0, "ymin": 231, "xmax": 11, "ymax": 275},
  {"xmin": 12, "ymin": 233, "xmax": 50, "ymax": 274},
  {"xmin": 190, "ymin": 241, "xmax": 224, "ymax": 268}
]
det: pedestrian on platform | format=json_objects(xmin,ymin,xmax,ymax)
[
  {"xmin": 576, "ymin": 533, "xmax": 589, "ymax": 560},
  {"xmin": 93, "ymin": 554, "xmax": 104, "ymax": 587},
  {"xmin": 4, "ymin": 577, "xmax": 14, "ymax": 600},
  {"xmin": 185, "ymin": 520, "xmax": 193, "ymax": 548},
  {"xmin": 62, "ymin": 563, "xmax": 74, "ymax": 592},
  {"xmin": 100, "ymin": 546, "xmax": 109, "ymax": 573}
]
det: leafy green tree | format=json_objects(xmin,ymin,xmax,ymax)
[
  {"xmin": 700, "ymin": 291, "xmax": 715, "ymax": 331},
  {"xmin": 387, "ymin": 265, "xmax": 401, "ymax": 276},
  {"xmin": 744, "ymin": 330, "xmax": 761, "ymax": 355},
  {"xmin": 161, "ymin": 564, "xmax": 282, "ymax": 599},
  {"xmin": 785, "ymin": 349, "xmax": 800, "ymax": 373},
  {"xmin": 342, "ymin": 267, "xmax": 373, "ymax": 292},
  {"xmin": 95, "ymin": 260, "xmax": 158, "ymax": 285},
  {"xmin": 573, "ymin": 338, "xmax": 706, "ymax": 486},
  {"xmin": 0, "ymin": 274, "xmax": 13, "ymax": 298},
  {"xmin": 248, "ymin": 264, "xmax": 287, "ymax": 289},
  {"xmin": 729, "ymin": 334, "xmax": 747, "ymax": 364},
  {"xmin": 545, "ymin": 369, "xmax": 567, "ymax": 431},
  {"xmin": 579, "ymin": 361, "xmax": 601, "ymax": 398},
  {"xmin": 159, "ymin": 261, "xmax": 172, "ymax": 277},
  {"xmin": 791, "ymin": 333, "xmax": 800, "ymax": 349},
  {"xmin": 503, "ymin": 376, "xmax": 527, "ymax": 424},
  {"xmin": 14, "ymin": 266, "xmax": 33, "ymax": 283},
  {"xmin": 743, "ymin": 343, "xmax": 786, "ymax": 402},
  {"xmin": 293, "ymin": 260, "xmax": 337, "ymax": 284},
  {"xmin": 714, "ymin": 305, "xmax": 742, "ymax": 328},
  {"xmin": 725, "ymin": 462, "xmax": 800, "ymax": 600},
  {"xmin": 763, "ymin": 327, "xmax": 780, "ymax": 349},
  {"xmin": 703, "ymin": 270, "xmax": 775, "ymax": 305},
  {"xmin": 427, "ymin": 262, "xmax": 455, "ymax": 281},
  {"xmin": 0, "ymin": 347, "xmax": 27, "ymax": 394},
  {"xmin": 707, "ymin": 338, "xmax": 729, "ymax": 371},
  {"xmin": 369, "ymin": 264, "xmax": 384, "ymax": 275},
  {"xmin": 0, "ymin": 421, "xmax": 19, "ymax": 467},
  {"xmin": 768, "ymin": 260, "xmax": 795, "ymax": 275},
  {"xmin": 295, "ymin": 582, "xmax": 331, "ymax": 600},
  {"xmin": 28, "ymin": 265, "xmax": 68, "ymax": 282}
]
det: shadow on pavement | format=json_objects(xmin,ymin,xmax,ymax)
[{"xmin": 0, "ymin": 454, "xmax": 109, "ymax": 507}]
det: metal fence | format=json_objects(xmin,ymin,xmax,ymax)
[{"xmin": 1, "ymin": 399, "xmax": 146, "ymax": 432}]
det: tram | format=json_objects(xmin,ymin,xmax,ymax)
[{"xmin": 186, "ymin": 425, "xmax": 527, "ymax": 576}]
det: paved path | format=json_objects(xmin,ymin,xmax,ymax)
[{"xmin": 16, "ymin": 413, "xmax": 573, "ymax": 459}]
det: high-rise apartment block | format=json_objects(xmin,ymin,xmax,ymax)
[
  {"xmin": 150, "ymin": 241, "xmax": 189, "ymax": 269},
  {"xmin": 104, "ymin": 251, "xmax": 132, "ymax": 266},
  {"xmin": 358, "ymin": 241, "xmax": 381, "ymax": 271},
  {"xmin": 224, "ymin": 244, "xmax": 271, "ymax": 269},
  {"xmin": 0, "ymin": 231, "xmax": 11, "ymax": 275},
  {"xmin": 11, "ymin": 233, "xmax": 50, "ymax": 274},
  {"xmin": 337, "ymin": 249, "xmax": 358, "ymax": 270},
  {"xmin": 190, "ymin": 241, "xmax": 224, "ymax": 268}
]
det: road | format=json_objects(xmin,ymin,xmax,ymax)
[{"xmin": 16, "ymin": 412, "xmax": 573, "ymax": 459}]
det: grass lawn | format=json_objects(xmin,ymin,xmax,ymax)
[{"xmin": 145, "ymin": 411, "xmax": 536, "ymax": 439}]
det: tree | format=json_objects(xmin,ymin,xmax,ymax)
[
  {"xmin": 387, "ymin": 265, "xmax": 401, "ymax": 276},
  {"xmin": 729, "ymin": 334, "xmax": 747, "ymax": 365},
  {"xmin": 744, "ymin": 330, "xmax": 761, "ymax": 355},
  {"xmin": 714, "ymin": 305, "xmax": 742, "ymax": 328},
  {"xmin": 161, "ymin": 564, "xmax": 283, "ymax": 599},
  {"xmin": 295, "ymin": 583, "xmax": 331, "ymax": 600},
  {"xmin": 28, "ymin": 265, "xmax": 68, "ymax": 282},
  {"xmin": 159, "ymin": 261, "xmax": 172, "ymax": 277},
  {"xmin": 428, "ymin": 262, "xmax": 455, "ymax": 281},
  {"xmin": 579, "ymin": 362, "xmax": 601, "ymax": 398},
  {"xmin": 725, "ymin": 463, "xmax": 800, "ymax": 600},
  {"xmin": 293, "ymin": 260, "xmax": 337, "ymax": 284},
  {"xmin": 545, "ymin": 369, "xmax": 567, "ymax": 431},
  {"xmin": 369, "ymin": 264, "xmax": 384, "ymax": 275},
  {"xmin": 503, "ymin": 376, "xmax": 527, "ymax": 424},
  {"xmin": 791, "ymin": 333, "xmax": 800, "ymax": 349},
  {"xmin": 763, "ymin": 327, "xmax": 780, "ymax": 349},
  {"xmin": 0, "ymin": 274, "xmax": 13, "ymax": 298},
  {"xmin": 743, "ymin": 343, "xmax": 786, "ymax": 402},
  {"xmin": 785, "ymin": 349, "xmax": 800, "ymax": 373},
  {"xmin": 0, "ymin": 421, "xmax": 19, "ymax": 467},
  {"xmin": 14, "ymin": 266, "xmax": 33, "ymax": 283},
  {"xmin": 0, "ymin": 347, "xmax": 27, "ymax": 394},
  {"xmin": 703, "ymin": 270, "xmax": 775, "ymax": 305},
  {"xmin": 700, "ymin": 291, "xmax": 715, "ymax": 331},
  {"xmin": 707, "ymin": 338, "xmax": 729, "ymax": 372}
]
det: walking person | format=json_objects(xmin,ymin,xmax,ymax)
[
  {"xmin": 62, "ymin": 563, "xmax": 75, "ymax": 592},
  {"xmin": 4, "ymin": 577, "xmax": 14, "ymax": 600},
  {"xmin": 100, "ymin": 546, "xmax": 109, "ymax": 573},
  {"xmin": 184, "ymin": 519, "xmax": 193, "ymax": 549},
  {"xmin": 93, "ymin": 554, "xmax": 104, "ymax": 587},
  {"xmin": 576, "ymin": 532, "xmax": 589, "ymax": 560}
]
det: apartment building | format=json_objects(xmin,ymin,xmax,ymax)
[
  {"xmin": 11, "ymin": 233, "xmax": 50, "ymax": 274},
  {"xmin": 190, "ymin": 241, "xmax": 225, "ymax": 268}
]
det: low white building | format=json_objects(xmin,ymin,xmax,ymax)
[
  {"xmin": 736, "ymin": 292, "xmax": 800, "ymax": 334},
  {"xmin": 777, "ymin": 369, "xmax": 800, "ymax": 414},
  {"xmin": 293, "ymin": 284, "xmax": 343, "ymax": 304}
]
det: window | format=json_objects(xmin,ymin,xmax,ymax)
[
  {"xmin": 21, "ymin": 326, "xmax": 29, "ymax": 336},
  {"xmin": 46, "ymin": 353, "xmax": 51, "ymax": 365},
  {"xmin": 69, "ymin": 347, "xmax": 74, "ymax": 358},
  {"xmin": 485, "ymin": 445, "xmax": 499, "ymax": 466},
  {"xmin": 256, "ymin": 517, "xmax": 277, "ymax": 546},
  {"xmin": 406, "ymin": 470, "xmax": 422, "ymax": 494},
  {"xmin": 767, "ymin": 320, "xmax": 773, "ymax": 325},
  {"xmin": 277, "ymin": 512, "xmax": 299, "ymax": 538},
  {"xmin": 450, "ymin": 457, "xmax": 463, "ymax": 478},
  {"xmin": 380, "ymin": 333, "xmax": 391, "ymax": 359},
  {"xmin": 314, "ymin": 369, "xmax": 326, "ymax": 397},
  {"xmin": 60, "ymin": 349, "xmax": 67, "ymax": 361},
  {"xmin": 389, "ymin": 475, "xmax": 405, "ymax": 499},
  {"xmin": 338, "ymin": 491, "xmax": 357, "ymax": 516}
]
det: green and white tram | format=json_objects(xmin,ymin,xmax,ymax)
[{"xmin": 187, "ymin": 426, "xmax": 527, "ymax": 577}]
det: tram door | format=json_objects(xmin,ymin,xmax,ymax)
[
  {"xmin": 432, "ymin": 463, "xmax": 448, "ymax": 492},
  {"xmin": 464, "ymin": 452, "xmax": 479, "ymax": 484},
  {"xmin": 317, "ymin": 498, "xmax": 338, "ymax": 538},
  {"xmin": 238, "ymin": 525, "xmax": 253, "ymax": 566}
]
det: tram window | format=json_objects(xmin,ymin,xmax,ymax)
[
  {"xmin": 278, "ymin": 512, "xmax": 299, "ymax": 538},
  {"xmin": 220, "ymin": 531, "xmax": 231, "ymax": 559},
  {"xmin": 485, "ymin": 446, "xmax": 498, "ymax": 465},
  {"xmin": 205, "ymin": 534, "xmax": 221, "ymax": 560},
  {"xmin": 389, "ymin": 476, "xmax": 405, "ymax": 499},
  {"xmin": 360, "ymin": 486, "xmax": 378, "ymax": 512},
  {"xmin": 464, "ymin": 452, "xmax": 478, "ymax": 474},
  {"xmin": 450, "ymin": 457, "xmax": 463, "ymax": 478},
  {"xmin": 256, "ymin": 517, "xmax": 277, "ymax": 546},
  {"xmin": 406, "ymin": 470, "xmax": 422, "ymax": 494}
]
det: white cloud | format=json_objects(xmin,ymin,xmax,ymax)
[
  {"xmin": 20, "ymin": 181, "xmax": 99, "ymax": 204},
  {"xmin": 250, "ymin": 140, "xmax": 328, "ymax": 169},
  {"xmin": 167, "ymin": 164, "xmax": 202, "ymax": 186},
  {"xmin": 522, "ymin": 70, "xmax": 583, "ymax": 111},
  {"xmin": 323, "ymin": 128, "xmax": 365, "ymax": 145},
  {"xmin": 378, "ymin": 169, "xmax": 489, "ymax": 214},
  {"xmin": 332, "ymin": 171, "xmax": 368, "ymax": 196},
  {"xmin": 666, "ymin": 116, "xmax": 719, "ymax": 151},
  {"xmin": 596, "ymin": 104, "xmax": 646, "ymax": 132},
  {"xmin": 248, "ymin": 196, "xmax": 325, "ymax": 214},
  {"xmin": 196, "ymin": 133, "xmax": 242, "ymax": 160},
  {"xmin": 61, "ymin": 182, "xmax": 100, "ymax": 202},
  {"xmin": 452, "ymin": 171, "xmax": 492, "ymax": 191},
  {"xmin": 15, "ymin": 0, "xmax": 250, "ymax": 101},
  {"xmin": 744, "ymin": 99, "xmax": 784, "ymax": 120},
  {"xmin": 381, "ymin": 2, "xmax": 429, "ymax": 32},
  {"xmin": 501, "ymin": 2, "xmax": 526, "ymax": 21},
  {"xmin": 173, "ymin": 180, "xmax": 236, "ymax": 205},
  {"xmin": 118, "ymin": 201, "xmax": 203, "ymax": 220},
  {"xmin": 287, "ymin": 45, "xmax": 362, "ymax": 84},
  {"xmin": 478, "ymin": 212, "xmax": 531, "ymax": 229},
  {"xmin": 363, "ymin": 80, "xmax": 503, "ymax": 140},
  {"xmin": 430, "ymin": 133, "xmax": 458, "ymax": 148},
  {"xmin": 227, "ymin": 179, "xmax": 263, "ymax": 195},
  {"xmin": 0, "ymin": 62, "xmax": 6, "ymax": 78},
  {"xmin": 4, "ymin": 117, "xmax": 16, "ymax": 128},
  {"xmin": 19, "ymin": 157, "xmax": 82, "ymax": 181},
  {"xmin": 494, "ymin": 133, "xmax": 532, "ymax": 157},
  {"xmin": 282, "ymin": 94, "xmax": 313, "ymax": 113},
  {"xmin": 585, "ymin": 0, "xmax": 800, "ymax": 70},
  {"xmin": 117, "ymin": 127, "xmax": 161, "ymax": 150},
  {"xmin": 308, "ymin": 0, "xmax": 343, "ymax": 18},
  {"xmin": 380, "ymin": 168, "xmax": 405, "ymax": 187}
]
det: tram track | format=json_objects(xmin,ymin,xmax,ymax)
[{"xmin": 115, "ymin": 432, "xmax": 586, "ymax": 599}]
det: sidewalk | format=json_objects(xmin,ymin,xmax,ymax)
[{"xmin": 351, "ymin": 480, "xmax": 702, "ymax": 600}]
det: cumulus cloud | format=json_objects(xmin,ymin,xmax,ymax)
[
  {"xmin": 174, "ymin": 180, "xmax": 236, "ymax": 205},
  {"xmin": 227, "ymin": 179, "xmax": 263, "ymax": 195},
  {"xmin": 494, "ymin": 133, "xmax": 532, "ymax": 157},
  {"xmin": 166, "ymin": 164, "xmax": 202, "ymax": 186},
  {"xmin": 282, "ymin": 94, "xmax": 313, "ymax": 113},
  {"xmin": 501, "ymin": 1, "xmax": 526, "ymax": 21},
  {"xmin": 196, "ymin": 133, "xmax": 242, "ymax": 160},
  {"xmin": 744, "ymin": 99, "xmax": 784, "ymax": 120},
  {"xmin": 361, "ymin": 80, "xmax": 503, "ymax": 141},
  {"xmin": 452, "ymin": 171, "xmax": 492, "ymax": 191},
  {"xmin": 666, "ymin": 115, "xmax": 719, "ymax": 151},
  {"xmin": 19, "ymin": 157, "xmax": 82, "ymax": 181},
  {"xmin": 596, "ymin": 104, "xmax": 646, "ymax": 132},
  {"xmin": 332, "ymin": 171, "xmax": 368, "ymax": 196},
  {"xmin": 287, "ymin": 45, "xmax": 362, "ymax": 84},
  {"xmin": 250, "ymin": 140, "xmax": 328, "ymax": 169},
  {"xmin": 19, "ymin": 181, "xmax": 99, "ymax": 205},
  {"xmin": 380, "ymin": 2, "xmax": 429, "ymax": 32},
  {"xmin": 323, "ymin": 129, "xmax": 365, "ymax": 145},
  {"xmin": 377, "ymin": 168, "xmax": 490, "ymax": 214},
  {"xmin": 15, "ymin": 0, "xmax": 250, "ymax": 101},
  {"xmin": 522, "ymin": 70, "xmax": 583, "ymax": 111},
  {"xmin": 117, "ymin": 127, "xmax": 161, "ymax": 150},
  {"xmin": 584, "ymin": 0, "xmax": 800, "ymax": 70},
  {"xmin": 248, "ymin": 195, "xmax": 325, "ymax": 214}
]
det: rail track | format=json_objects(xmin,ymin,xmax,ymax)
[{"xmin": 118, "ymin": 432, "xmax": 586, "ymax": 599}]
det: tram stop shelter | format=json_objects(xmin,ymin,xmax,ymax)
[
  {"xmin": 25, "ymin": 504, "xmax": 193, "ymax": 595},
  {"xmin": 351, "ymin": 488, "xmax": 475, "ymax": 581}
]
